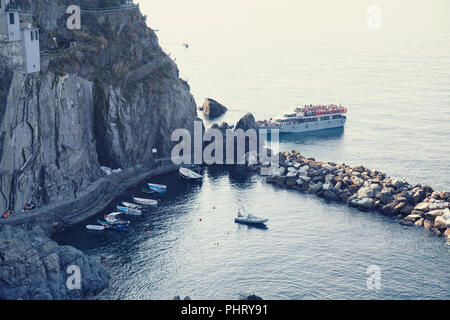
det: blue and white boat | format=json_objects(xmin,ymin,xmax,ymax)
[
  {"xmin": 116, "ymin": 206, "xmax": 143, "ymax": 216},
  {"xmin": 148, "ymin": 183, "xmax": 167, "ymax": 194}
]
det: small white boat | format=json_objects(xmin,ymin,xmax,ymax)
[
  {"xmin": 133, "ymin": 197, "xmax": 158, "ymax": 206},
  {"xmin": 179, "ymin": 167, "xmax": 203, "ymax": 180},
  {"xmin": 116, "ymin": 206, "xmax": 142, "ymax": 216},
  {"xmin": 86, "ymin": 225, "xmax": 106, "ymax": 231},
  {"xmin": 105, "ymin": 212, "xmax": 131, "ymax": 224},
  {"xmin": 234, "ymin": 205, "xmax": 268, "ymax": 225},
  {"xmin": 122, "ymin": 202, "xmax": 143, "ymax": 210},
  {"xmin": 235, "ymin": 213, "xmax": 268, "ymax": 225}
]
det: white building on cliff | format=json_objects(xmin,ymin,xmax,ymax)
[{"xmin": 0, "ymin": 0, "xmax": 40, "ymax": 73}]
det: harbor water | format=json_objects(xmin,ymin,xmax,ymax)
[{"xmin": 53, "ymin": 0, "xmax": 450, "ymax": 299}]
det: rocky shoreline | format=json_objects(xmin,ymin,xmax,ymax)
[
  {"xmin": 0, "ymin": 160, "xmax": 177, "ymax": 300},
  {"xmin": 0, "ymin": 224, "xmax": 109, "ymax": 299},
  {"xmin": 257, "ymin": 151, "xmax": 450, "ymax": 240}
]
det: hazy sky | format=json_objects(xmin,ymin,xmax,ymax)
[{"xmin": 138, "ymin": 0, "xmax": 450, "ymax": 45}]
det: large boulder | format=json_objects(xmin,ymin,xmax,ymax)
[
  {"xmin": 200, "ymin": 98, "xmax": 228, "ymax": 119},
  {"xmin": 0, "ymin": 225, "xmax": 109, "ymax": 300},
  {"xmin": 235, "ymin": 113, "xmax": 259, "ymax": 131}
]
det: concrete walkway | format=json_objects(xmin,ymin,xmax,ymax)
[{"xmin": 0, "ymin": 158, "xmax": 179, "ymax": 234}]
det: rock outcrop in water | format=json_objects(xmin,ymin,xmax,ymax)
[
  {"xmin": 200, "ymin": 98, "xmax": 227, "ymax": 119},
  {"xmin": 251, "ymin": 149, "xmax": 450, "ymax": 241}
]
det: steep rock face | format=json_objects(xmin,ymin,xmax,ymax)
[
  {"xmin": 0, "ymin": 71, "xmax": 101, "ymax": 213},
  {"xmin": 0, "ymin": 0, "xmax": 198, "ymax": 213}
]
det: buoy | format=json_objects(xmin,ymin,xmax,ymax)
[{"xmin": 199, "ymin": 218, "xmax": 202, "ymax": 221}]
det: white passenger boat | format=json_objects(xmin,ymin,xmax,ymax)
[
  {"xmin": 258, "ymin": 104, "xmax": 347, "ymax": 133},
  {"xmin": 133, "ymin": 197, "xmax": 158, "ymax": 206}
]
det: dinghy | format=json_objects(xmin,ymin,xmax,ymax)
[
  {"xmin": 234, "ymin": 204, "xmax": 268, "ymax": 225},
  {"xmin": 122, "ymin": 202, "xmax": 143, "ymax": 210},
  {"xmin": 86, "ymin": 225, "xmax": 106, "ymax": 231},
  {"xmin": 235, "ymin": 214, "xmax": 269, "ymax": 225},
  {"xmin": 142, "ymin": 189, "xmax": 155, "ymax": 194},
  {"xmin": 179, "ymin": 167, "xmax": 203, "ymax": 180},
  {"xmin": 133, "ymin": 197, "xmax": 158, "ymax": 206},
  {"xmin": 117, "ymin": 206, "xmax": 142, "ymax": 216},
  {"xmin": 148, "ymin": 183, "xmax": 167, "ymax": 194},
  {"xmin": 104, "ymin": 212, "xmax": 130, "ymax": 224}
]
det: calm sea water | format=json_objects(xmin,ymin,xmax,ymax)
[{"xmin": 53, "ymin": 1, "xmax": 450, "ymax": 299}]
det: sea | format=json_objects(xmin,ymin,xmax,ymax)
[{"xmin": 52, "ymin": 0, "xmax": 450, "ymax": 299}]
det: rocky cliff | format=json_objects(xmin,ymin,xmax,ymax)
[
  {"xmin": 0, "ymin": 0, "xmax": 198, "ymax": 213},
  {"xmin": 0, "ymin": 0, "xmax": 199, "ymax": 299}
]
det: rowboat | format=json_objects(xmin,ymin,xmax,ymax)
[
  {"xmin": 148, "ymin": 183, "xmax": 167, "ymax": 194},
  {"xmin": 179, "ymin": 167, "xmax": 203, "ymax": 180},
  {"xmin": 86, "ymin": 225, "xmax": 106, "ymax": 231},
  {"xmin": 142, "ymin": 189, "xmax": 155, "ymax": 194},
  {"xmin": 116, "ymin": 206, "xmax": 142, "ymax": 216},
  {"xmin": 95, "ymin": 222, "xmax": 127, "ymax": 232},
  {"xmin": 133, "ymin": 197, "xmax": 158, "ymax": 206},
  {"xmin": 122, "ymin": 202, "xmax": 143, "ymax": 210},
  {"xmin": 103, "ymin": 212, "xmax": 130, "ymax": 225}
]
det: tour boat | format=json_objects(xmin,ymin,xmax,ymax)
[{"xmin": 258, "ymin": 104, "xmax": 347, "ymax": 133}]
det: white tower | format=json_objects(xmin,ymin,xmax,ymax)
[
  {"xmin": 21, "ymin": 27, "xmax": 40, "ymax": 73},
  {"xmin": 0, "ymin": 0, "xmax": 20, "ymax": 42}
]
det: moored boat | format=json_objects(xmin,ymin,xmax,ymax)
[
  {"xmin": 148, "ymin": 183, "xmax": 167, "ymax": 194},
  {"xmin": 179, "ymin": 167, "xmax": 203, "ymax": 180},
  {"xmin": 235, "ymin": 214, "xmax": 269, "ymax": 225},
  {"xmin": 133, "ymin": 197, "xmax": 158, "ymax": 206},
  {"xmin": 258, "ymin": 104, "xmax": 347, "ymax": 134},
  {"xmin": 116, "ymin": 206, "xmax": 142, "ymax": 216},
  {"xmin": 122, "ymin": 202, "xmax": 143, "ymax": 210},
  {"xmin": 234, "ymin": 204, "xmax": 268, "ymax": 225},
  {"xmin": 86, "ymin": 225, "xmax": 106, "ymax": 231}
]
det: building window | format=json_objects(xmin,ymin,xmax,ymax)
[
  {"xmin": 9, "ymin": 13, "xmax": 14, "ymax": 25},
  {"xmin": 35, "ymin": 30, "xmax": 39, "ymax": 40},
  {"xmin": 31, "ymin": 30, "xmax": 34, "ymax": 41}
]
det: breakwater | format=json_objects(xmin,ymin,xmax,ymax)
[{"xmin": 260, "ymin": 151, "xmax": 450, "ymax": 240}]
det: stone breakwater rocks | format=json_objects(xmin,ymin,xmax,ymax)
[
  {"xmin": 0, "ymin": 224, "xmax": 109, "ymax": 300},
  {"xmin": 263, "ymin": 151, "xmax": 450, "ymax": 240}
]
